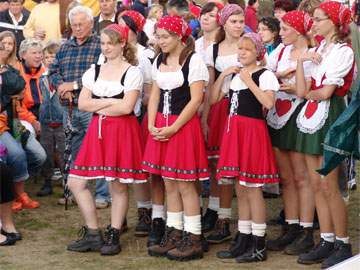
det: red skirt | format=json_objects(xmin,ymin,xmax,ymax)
[
  {"xmin": 141, "ymin": 112, "xmax": 149, "ymax": 148},
  {"xmin": 216, "ymin": 115, "xmax": 279, "ymax": 184},
  {"xmin": 69, "ymin": 114, "xmax": 148, "ymax": 183},
  {"xmin": 207, "ymin": 98, "xmax": 229, "ymax": 159},
  {"xmin": 142, "ymin": 112, "xmax": 209, "ymax": 181}
]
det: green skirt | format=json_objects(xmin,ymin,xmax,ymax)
[
  {"xmin": 269, "ymin": 102, "xmax": 305, "ymax": 152},
  {"xmin": 294, "ymin": 95, "xmax": 346, "ymax": 155}
]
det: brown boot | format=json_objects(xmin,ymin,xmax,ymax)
[
  {"xmin": 167, "ymin": 232, "xmax": 203, "ymax": 261},
  {"xmin": 148, "ymin": 226, "xmax": 182, "ymax": 257}
]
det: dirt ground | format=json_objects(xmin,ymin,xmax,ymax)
[{"xmin": 1, "ymin": 167, "xmax": 359, "ymax": 270}]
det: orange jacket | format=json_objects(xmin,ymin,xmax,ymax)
[
  {"xmin": 19, "ymin": 64, "xmax": 45, "ymax": 118},
  {"xmin": 0, "ymin": 100, "xmax": 37, "ymax": 135}
]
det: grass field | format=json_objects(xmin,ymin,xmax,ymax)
[{"xmin": 1, "ymin": 166, "xmax": 359, "ymax": 270}]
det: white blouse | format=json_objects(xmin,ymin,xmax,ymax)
[
  {"xmin": 309, "ymin": 41, "xmax": 354, "ymax": 88},
  {"xmin": 230, "ymin": 69, "xmax": 280, "ymax": 92},
  {"xmin": 82, "ymin": 64, "xmax": 143, "ymax": 115},
  {"xmin": 195, "ymin": 36, "xmax": 214, "ymax": 62},
  {"xmin": 152, "ymin": 52, "xmax": 209, "ymax": 90},
  {"xmin": 205, "ymin": 43, "xmax": 240, "ymax": 94}
]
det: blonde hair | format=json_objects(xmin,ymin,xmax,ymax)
[
  {"xmin": 297, "ymin": 0, "xmax": 321, "ymax": 15},
  {"xmin": 0, "ymin": 31, "xmax": 18, "ymax": 66},
  {"xmin": 101, "ymin": 28, "xmax": 138, "ymax": 66},
  {"xmin": 148, "ymin": 4, "xmax": 163, "ymax": 20}
]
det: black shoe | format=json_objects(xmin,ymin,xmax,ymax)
[
  {"xmin": 135, "ymin": 208, "xmax": 152, "ymax": 237},
  {"xmin": 147, "ymin": 218, "xmax": 165, "ymax": 247},
  {"xmin": 267, "ymin": 223, "xmax": 301, "ymax": 251},
  {"xmin": 0, "ymin": 235, "xmax": 16, "ymax": 246},
  {"xmin": 206, "ymin": 218, "xmax": 232, "ymax": 244},
  {"xmin": 36, "ymin": 183, "xmax": 53, "ymax": 197},
  {"xmin": 217, "ymin": 232, "xmax": 251, "ymax": 259},
  {"xmin": 236, "ymin": 235, "xmax": 267, "ymax": 263},
  {"xmin": 1, "ymin": 229, "xmax": 22, "ymax": 241},
  {"xmin": 284, "ymin": 227, "xmax": 314, "ymax": 255},
  {"xmin": 268, "ymin": 209, "xmax": 286, "ymax": 226},
  {"xmin": 67, "ymin": 226, "xmax": 104, "ymax": 252},
  {"xmin": 298, "ymin": 238, "xmax": 334, "ymax": 265},
  {"xmin": 321, "ymin": 240, "xmax": 352, "ymax": 269},
  {"xmin": 201, "ymin": 208, "xmax": 218, "ymax": 233},
  {"xmin": 100, "ymin": 227, "xmax": 121, "ymax": 256},
  {"xmin": 201, "ymin": 234, "xmax": 209, "ymax": 252}
]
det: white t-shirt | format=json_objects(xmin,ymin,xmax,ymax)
[
  {"xmin": 230, "ymin": 69, "xmax": 280, "ymax": 92},
  {"xmin": 152, "ymin": 52, "xmax": 209, "ymax": 90},
  {"xmin": 82, "ymin": 64, "xmax": 143, "ymax": 115}
]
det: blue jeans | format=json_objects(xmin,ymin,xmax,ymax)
[
  {"xmin": 63, "ymin": 107, "xmax": 110, "ymax": 201},
  {"xmin": 0, "ymin": 131, "xmax": 46, "ymax": 182}
]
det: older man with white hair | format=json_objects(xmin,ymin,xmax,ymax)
[{"xmin": 49, "ymin": 5, "xmax": 110, "ymax": 210}]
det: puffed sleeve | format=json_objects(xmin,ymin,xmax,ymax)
[
  {"xmin": 81, "ymin": 65, "xmax": 96, "ymax": 91},
  {"xmin": 151, "ymin": 56, "xmax": 159, "ymax": 81},
  {"xmin": 303, "ymin": 60, "xmax": 314, "ymax": 81},
  {"xmin": 259, "ymin": 70, "xmax": 280, "ymax": 91},
  {"xmin": 124, "ymin": 66, "xmax": 144, "ymax": 93},
  {"xmin": 204, "ymin": 44, "xmax": 215, "ymax": 67},
  {"xmin": 266, "ymin": 43, "xmax": 285, "ymax": 72},
  {"xmin": 323, "ymin": 45, "xmax": 354, "ymax": 86},
  {"xmin": 188, "ymin": 53, "xmax": 209, "ymax": 85}
]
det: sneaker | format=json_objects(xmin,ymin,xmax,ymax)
[
  {"xmin": 217, "ymin": 232, "xmax": 251, "ymax": 259},
  {"xmin": 95, "ymin": 199, "xmax": 109, "ymax": 209},
  {"xmin": 147, "ymin": 218, "xmax": 165, "ymax": 247},
  {"xmin": 100, "ymin": 227, "xmax": 121, "ymax": 256},
  {"xmin": 206, "ymin": 218, "xmax": 232, "ymax": 244},
  {"xmin": 16, "ymin": 192, "xmax": 40, "ymax": 209},
  {"xmin": 135, "ymin": 208, "xmax": 151, "ymax": 237},
  {"xmin": 284, "ymin": 227, "xmax": 314, "ymax": 255},
  {"xmin": 167, "ymin": 232, "xmax": 203, "ymax": 261},
  {"xmin": 58, "ymin": 195, "xmax": 76, "ymax": 206},
  {"xmin": 321, "ymin": 240, "xmax": 352, "ymax": 269},
  {"xmin": 1, "ymin": 229, "xmax": 22, "ymax": 241},
  {"xmin": 12, "ymin": 201, "xmax": 22, "ymax": 212},
  {"xmin": 36, "ymin": 182, "xmax": 53, "ymax": 197},
  {"xmin": 298, "ymin": 238, "xmax": 334, "ymax": 265},
  {"xmin": 148, "ymin": 226, "xmax": 183, "ymax": 257},
  {"xmin": 201, "ymin": 208, "xmax": 218, "ymax": 233},
  {"xmin": 67, "ymin": 226, "xmax": 104, "ymax": 252},
  {"xmin": 236, "ymin": 235, "xmax": 267, "ymax": 263},
  {"xmin": 267, "ymin": 223, "xmax": 301, "ymax": 251}
]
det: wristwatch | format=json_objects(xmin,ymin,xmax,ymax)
[{"xmin": 73, "ymin": 81, "xmax": 79, "ymax": 90}]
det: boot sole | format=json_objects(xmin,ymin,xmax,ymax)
[
  {"xmin": 297, "ymin": 258, "xmax": 325, "ymax": 265},
  {"xmin": 166, "ymin": 252, "xmax": 203, "ymax": 261},
  {"xmin": 148, "ymin": 249, "xmax": 168, "ymax": 257},
  {"xmin": 284, "ymin": 245, "xmax": 314, "ymax": 256},
  {"xmin": 67, "ymin": 246, "xmax": 102, "ymax": 252},
  {"xmin": 101, "ymin": 248, "xmax": 121, "ymax": 256},
  {"xmin": 207, "ymin": 235, "xmax": 232, "ymax": 244}
]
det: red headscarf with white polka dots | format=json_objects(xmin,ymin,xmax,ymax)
[
  {"xmin": 282, "ymin": 10, "xmax": 313, "ymax": 35},
  {"xmin": 121, "ymin": 10, "xmax": 146, "ymax": 33},
  {"xmin": 318, "ymin": 1, "xmax": 351, "ymax": 26},
  {"xmin": 105, "ymin": 24, "xmax": 129, "ymax": 42},
  {"xmin": 156, "ymin": 15, "xmax": 192, "ymax": 44}
]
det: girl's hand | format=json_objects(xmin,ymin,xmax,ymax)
[
  {"xmin": 278, "ymin": 68, "xmax": 296, "ymax": 79},
  {"xmin": 154, "ymin": 125, "xmax": 178, "ymax": 141},
  {"xmin": 239, "ymin": 68, "xmax": 253, "ymax": 86},
  {"xmin": 299, "ymin": 51, "xmax": 322, "ymax": 64},
  {"xmin": 222, "ymin": 66, "xmax": 240, "ymax": 77},
  {"xmin": 149, "ymin": 125, "xmax": 160, "ymax": 136},
  {"xmin": 201, "ymin": 121, "xmax": 209, "ymax": 142},
  {"xmin": 280, "ymin": 83, "xmax": 295, "ymax": 93}
]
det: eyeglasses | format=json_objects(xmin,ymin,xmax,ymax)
[{"xmin": 312, "ymin": 17, "xmax": 329, "ymax": 23}]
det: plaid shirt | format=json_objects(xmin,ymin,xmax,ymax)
[{"xmin": 49, "ymin": 34, "xmax": 101, "ymax": 106}]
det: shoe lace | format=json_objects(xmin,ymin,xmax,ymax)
[
  {"xmin": 175, "ymin": 233, "xmax": 192, "ymax": 252},
  {"xmin": 76, "ymin": 226, "xmax": 87, "ymax": 242},
  {"xmin": 214, "ymin": 219, "xmax": 226, "ymax": 234},
  {"xmin": 159, "ymin": 228, "xmax": 172, "ymax": 247},
  {"xmin": 139, "ymin": 208, "xmax": 151, "ymax": 225},
  {"xmin": 104, "ymin": 227, "xmax": 116, "ymax": 245}
]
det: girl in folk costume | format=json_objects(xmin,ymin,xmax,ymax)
[
  {"xmin": 215, "ymin": 33, "xmax": 280, "ymax": 263},
  {"xmin": 117, "ymin": 10, "xmax": 155, "ymax": 238},
  {"xmin": 266, "ymin": 11, "xmax": 317, "ymax": 255},
  {"xmin": 204, "ymin": 4, "xmax": 245, "ymax": 242},
  {"xmin": 295, "ymin": 2, "xmax": 355, "ymax": 268},
  {"xmin": 143, "ymin": 16, "xmax": 209, "ymax": 261},
  {"xmin": 66, "ymin": 24, "xmax": 147, "ymax": 256}
]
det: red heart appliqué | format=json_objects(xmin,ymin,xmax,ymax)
[
  {"xmin": 304, "ymin": 100, "xmax": 318, "ymax": 119},
  {"xmin": 275, "ymin": 99, "xmax": 292, "ymax": 117}
]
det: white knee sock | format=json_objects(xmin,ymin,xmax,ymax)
[
  {"xmin": 321, "ymin": 232, "xmax": 335, "ymax": 243},
  {"xmin": 335, "ymin": 236, "xmax": 349, "ymax": 244},
  {"xmin": 167, "ymin": 211, "xmax": 183, "ymax": 231},
  {"xmin": 152, "ymin": 204, "xmax": 165, "ymax": 220},
  {"xmin": 184, "ymin": 215, "xmax": 201, "ymax": 235},
  {"xmin": 208, "ymin": 196, "xmax": 219, "ymax": 212},
  {"xmin": 218, "ymin": 208, "xmax": 231, "ymax": 219},
  {"xmin": 137, "ymin": 200, "xmax": 152, "ymax": 209},
  {"xmin": 286, "ymin": 219, "xmax": 299, "ymax": 225},
  {"xmin": 238, "ymin": 220, "xmax": 251, "ymax": 234},
  {"xmin": 300, "ymin": 222, "xmax": 313, "ymax": 228},
  {"xmin": 252, "ymin": 222, "xmax": 266, "ymax": 237}
]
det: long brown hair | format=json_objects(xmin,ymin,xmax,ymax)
[
  {"xmin": 215, "ymin": 10, "xmax": 244, "ymax": 43},
  {"xmin": 101, "ymin": 28, "xmax": 138, "ymax": 66},
  {"xmin": 0, "ymin": 31, "xmax": 18, "ymax": 67}
]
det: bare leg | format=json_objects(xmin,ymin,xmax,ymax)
[
  {"xmin": 247, "ymin": 187, "xmax": 266, "ymax": 224},
  {"xmin": 151, "ymin": 174, "xmax": 165, "ymax": 205},
  {"xmin": 164, "ymin": 179, "xmax": 183, "ymax": 212},
  {"xmin": 110, "ymin": 182, "xmax": 129, "ymax": 230},
  {"xmin": 178, "ymin": 182, "xmax": 200, "ymax": 216},
  {"xmin": 219, "ymin": 184, "xmax": 233, "ymax": 209},
  {"xmin": 235, "ymin": 182, "xmax": 251, "ymax": 220},
  {"xmin": 0, "ymin": 202, "xmax": 17, "ymax": 232}
]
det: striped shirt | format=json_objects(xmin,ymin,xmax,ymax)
[{"xmin": 49, "ymin": 34, "xmax": 101, "ymax": 106}]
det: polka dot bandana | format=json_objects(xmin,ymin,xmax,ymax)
[
  {"xmin": 121, "ymin": 10, "xmax": 146, "ymax": 33},
  {"xmin": 157, "ymin": 15, "xmax": 192, "ymax": 44},
  {"xmin": 282, "ymin": 10, "xmax": 313, "ymax": 35},
  {"xmin": 319, "ymin": 1, "xmax": 351, "ymax": 26},
  {"xmin": 105, "ymin": 24, "xmax": 129, "ymax": 42},
  {"xmin": 241, "ymin": 32, "xmax": 266, "ymax": 61},
  {"xmin": 218, "ymin": 4, "xmax": 244, "ymax": 26}
]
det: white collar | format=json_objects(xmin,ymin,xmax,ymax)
[
  {"xmin": 99, "ymin": 14, "xmax": 116, "ymax": 23},
  {"xmin": 8, "ymin": 11, "xmax": 23, "ymax": 26}
]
